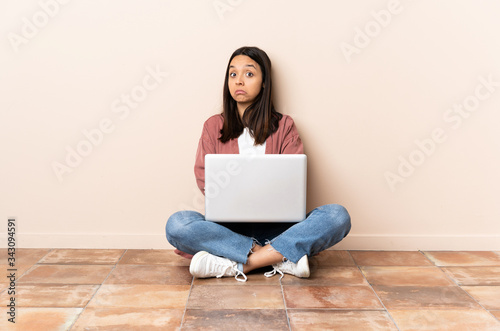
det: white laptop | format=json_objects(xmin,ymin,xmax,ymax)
[{"xmin": 204, "ymin": 154, "xmax": 307, "ymax": 222}]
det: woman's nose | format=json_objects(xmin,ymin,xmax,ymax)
[{"xmin": 235, "ymin": 75, "xmax": 243, "ymax": 85}]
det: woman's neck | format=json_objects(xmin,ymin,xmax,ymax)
[{"xmin": 237, "ymin": 103, "xmax": 250, "ymax": 120}]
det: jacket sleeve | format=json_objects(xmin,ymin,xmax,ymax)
[
  {"xmin": 281, "ymin": 117, "xmax": 304, "ymax": 154},
  {"xmin": 194, "ymin": 122, "xmax": 216, "ymax": 195}
]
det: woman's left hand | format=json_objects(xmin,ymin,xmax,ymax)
[{"xmin": 174, "ymin": 249, "xmax": 194, "ymax": 259}]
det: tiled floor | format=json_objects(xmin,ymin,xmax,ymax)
[{"xmin": 1, "ymin": 249, "xmax": 500, "ymax": 330}]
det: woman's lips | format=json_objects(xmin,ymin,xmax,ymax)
[{"xmin": 235, "ymin": 90, "xmax": 246, "ymax": 95}]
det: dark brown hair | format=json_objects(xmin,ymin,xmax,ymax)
[{"xmin": 219, "ymin": 46, "xmax": 282, "ymax": 145}]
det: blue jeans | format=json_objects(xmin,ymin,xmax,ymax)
[{"xmin": 165, "ymin": 204, "xmax": 351, "ymax": 264}]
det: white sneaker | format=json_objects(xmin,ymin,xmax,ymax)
[
  {"xmin": 190, "ymin": 251, "xmax": 247, "ymax": 282},
  {"xmin": 264, "ymin": 255, "xmax": 310, "ymax": 279}
]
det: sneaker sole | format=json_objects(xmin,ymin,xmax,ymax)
[{"xmin": 189, "ymin": 251, "xmax": 209, "ymax": 277}]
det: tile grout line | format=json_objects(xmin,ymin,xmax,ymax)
[
  {"xmin": 421, "ymin": 250, "xmax": 500, "ymax": 324},
  {"xmin": 418, "ymin": 250, "xmax": 436, "ymax": 265},
  {"xmin": 428, "ymin": 251, "xmax": 500, "ymax": 322},
  {"xmin": 9, "ymin": 249, "xmax": 500, "ymax": 328},
  {"xmin": 452, "ymin": 285, "xmax": 500, "ymax": 322},
  {"xmin": 178, "ymin": 274, "xmax": 195, "ymax": 330},
  {"xmin": 348, "ymin": 250, "xmax": 402, "ymax": 331},
  {"xmin": 1, "ymin": 248, "xmax": 54, "ymax": 296},
  {"xmin": 15, "ymin": 248, "xmax": 55, "ymax": 283},
  {"xmin": 279, "ymin": 276, "xmax": 292, "ymax": 331},
  {"xmin": 67, "ymin": 248, "xmax": 129, "ymax": 331}
]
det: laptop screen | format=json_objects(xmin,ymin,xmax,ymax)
[{"xmin": 204, "ymin": 154, "xmax": 307, "ymax": 222}]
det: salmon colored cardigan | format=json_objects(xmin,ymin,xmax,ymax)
[{"xmin": 194, "ymin": 114, "xmax": 304, "ymax": 195}]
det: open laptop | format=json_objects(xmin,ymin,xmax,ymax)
[{"xmin": 204, "ymin": 154, "xmax": 307, "ymax": 222}]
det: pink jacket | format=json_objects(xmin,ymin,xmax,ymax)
[{"xmin": 194, "ymin": 114, "xmax": 304, "ymax": 194}]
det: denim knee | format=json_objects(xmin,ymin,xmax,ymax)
[
  {"xmin": 165, "ymin": 210, "xmax": 197, "ymax": 245},
  {"xmin": 324, "ymin": 204, "xmax": 351, "ymax": 236}
]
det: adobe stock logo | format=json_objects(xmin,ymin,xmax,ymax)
[
  {"xmin": 177, "ymin": 152, "xmax": 258, "ymax": 213},
  {"xmin": 340, "ymin": 0, "xmax": 404, "ymax": 63},
  {"xmin": 51, "ymin": 65, "xmax": 169, "ymax": 182},
  {"xmin": 384, "ymin": 74, "xmax": 499, "ymax": 192},
  {"xmin": 204, "ymin": 160, "xmax": 242, "ymax": 199},
  {"xmin": 213, "ymin": 0, "xmax": 244, "ymax": 20},
  {"xmin": 7, "ymin": 0, "xmax": 72, "ymax": 53}
]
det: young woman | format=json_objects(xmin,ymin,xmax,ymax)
[{"xmin": 166, "ymin": 46, "xmax": 351, "ymax": 282}]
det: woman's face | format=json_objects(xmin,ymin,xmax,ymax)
[{"xmin": 228, "ymin": 55, "xmax": 263, "ymax": 111}]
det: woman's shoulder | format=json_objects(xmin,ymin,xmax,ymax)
[
  {"xmin": 203, "ymin": 113, "xmax": 224, "ymax": 128},
  {"xmin": 202, "ymin": 112, "xmax": 296, "ymax": 132},
  {"xmin": 279, "ymin": 113, "xmax": 293, "ymax": 122},
  {"xmin": 277, "ymin": 113, "xmax": 297, "ymax": 130}
]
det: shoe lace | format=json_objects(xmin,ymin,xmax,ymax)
[
  {"xmin": 234, "ymin": 269, "xmax": 248, "ymax": 282},
  {"xmin": 264, "ymin": 259, "xmax": 294, "ymax": 280},
  {"xmin": 264, "ymin": 266, "xmax": 284, "ymax": 280},
  {"xmin": 215, "ymin": 261, "xmax": 247, "ymax": 282}
]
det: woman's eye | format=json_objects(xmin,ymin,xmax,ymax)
[
  {"xmin": 246, "ymin": 72, "xmax": 254, "ymax": 77},
  {"xmin": 229, "ymin": 72, "xmax": 236, "ymax": 77}
]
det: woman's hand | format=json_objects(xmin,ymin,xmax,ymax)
[{"xmin": 174, "ymin": 249, "xmax": 194, "ymax": 259}]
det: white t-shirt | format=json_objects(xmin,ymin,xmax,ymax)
[{"xmin": 238, "ymin": 127, "xmax": 266, "ymax": 155}]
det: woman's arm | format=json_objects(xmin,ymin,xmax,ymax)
[
  {"xmin": 281, "ymin": 116, "xmax": 304, "ymax": 154},
  {"xmin": 194, "ymin": 118, "xmax": 218, "ymax": 195}
]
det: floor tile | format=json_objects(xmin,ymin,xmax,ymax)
[
  {"xmin": 389, "ymin": 309, "xmax": 500, "ymax": 331},
  {"xmin": 350, "ymin": 251, "xmax": 433, "ymax": 266},
  {"xmin": 281, "ymin": 267, "xmax": 367, "ymax": 286},
  {"xmin": 284, "ymin": 286, "xmax": 382, "ymax": 309},
  {"xmin": 188, "ymin": 285, "xmax": 284, "ymax": 309},
  {"xmin": 442, "ymin": 267, "xmax": 500, "ymax": 285},
  {"xmin": 361, "ymin": 266, "xmax": 455, "ymax": 286},
  {"xmin": 1, "ymin": 264, "xmax": 36, "ymax": 280},
  {"xmin": 39, "ymin": 249, "xmax": 125, "ymax": 264},
  {"xmin": 462, "ymin": 286, "xmax": 500, "ymax": 310},
  {"xmin": 71, "ymin": 308, "xmax": 184, "ymax": 330},
  {"xmin": 288, "ymin": 310, "xmax": 398, "ymax": 330},
  {"xmin": 193, "ymin": 273, "xmax": 279, "ymax": 285},
  {"xmin": 119, "ymin": 249, "xmax": 190, "ymax": 266},
  {"xmin": 182, "ymin": 309, "xmax": 289, "ymax": 330},
  {"xmin": 490, "ymin": 310, "xmax": 500, "ymax": 320},
  {"xmin": 0, "ymin": 248, "xmax": 51, "ymax": 265},
  {"xmin": 87, "ymin": 284, "xmax": 190, "ymax": 309},
  {"xmin": 0, "ymin": 284, "xmax": 98, "ymax": 307},
  {"xmin": 309, "ymin": 250, "xmax": 356, "ymax": 267},
  {"xmin": 373, "ymin": 286, "xmax": 481, "ymax": 309},
  {"xmin": 423, "ymin": 251, "xmax": 500, "ymax": 266},
  {"xmin": 4, "ymin": 249, "xmax": 498, "ymax": 330},
  {"xmin": 17, "ymin": 265, "xmax": 113, "ymax": 284},
  {"xmin": 0, "ymin": 307, "xmax": 82, "ymax": 331},
  {"xmin": 105, "ymin": 265, "xmax": 192, "ymax": 285}
]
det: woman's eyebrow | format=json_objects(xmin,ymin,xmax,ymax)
[{"xmin": 229, "ymin": 64, "xmax": 257, "ymax": 69}]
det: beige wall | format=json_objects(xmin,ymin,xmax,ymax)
[{"xmin": 1, "ymin": 0, "xmax": 499, "ymax": 249}]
